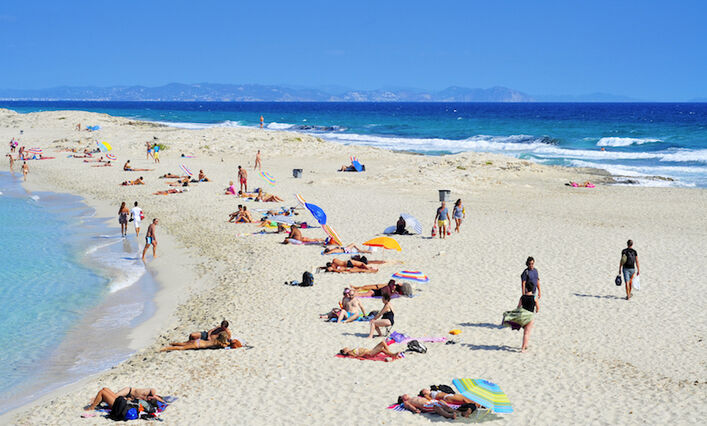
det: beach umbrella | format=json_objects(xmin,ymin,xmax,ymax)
[
  {"xmin": 400, "ymin": 213, "xmax": 423, "ymax": 234},
  {"xmin": 350, "ymin": 155, "xmax": 363, "ymax": 172},
  {"xmin": 97, "ymin": 141, "xmax": 112, "ymax": 152},
  {"xmin": 106, "ymin": 153, "xmax": 117, "ymax": 161},
  {"xmin": 392, "ymin": 270, "xmax": 428, "ymax": 282},
  {"xmin": 179, "ymin": 164, "xmax": 193, "ymax": 176},
  {"xmin": 27, "ymin": 148, "xmax": 42, "ymax": 154},
  {"xmin": 363, "ymin": 236, "xmax": 402, "ymax": 251},
  {"xmin": 260, "ymin": 171, "xmax": 276, "ymax": 186},
  {"xmin": 452, "ymin": 378, "xmax": 513, "ymax": 414},
  {"xmin": 322, "ymin": 224, "xmax": 343, "ymax": 246},
  {"xmin": 294, "ymin": 193, "xmax": 327, "ymax": 225}
]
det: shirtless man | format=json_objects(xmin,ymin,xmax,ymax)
[
  {"xmin": 142, "ymin": 218, "xmax": 158, "ymax": 260},
  {"xmin": 284, "ymin": 224, "xmax": 324, "ymax": 244},
  {"xmin": 238, "ymin": 165, "xmax": 248, "ymax": 192},
  {"xmin": 339, "ymin": 288, "xmax": 366, "ymax": 323},
  {"xmin": 254, "ymin": 150, "xmax": 262, "ymax": 170},
  {"xmin": 85, "ymin": 387, "xmax": 164, "ymax": 411},
  {"xmin": 197, "ymin": 170, "xmax": 210, "ymax": 182},
  {"xmin": 188, "ymin": 320, "xmax": 232, "ymax": 341},
  {"xmin": 397, "ymin": 394, "xmax": 456, "ymax": 419},
  {"xmin": 121, "ymin": 177, "xmax": 145, "ymax": 186},
  {"xmin": 21, "ymin": 161, "xmax": 29, "ymax": 181},
  {"xmin": 123, "ymin": 160, "xmax": 152, "ymax": 172}
]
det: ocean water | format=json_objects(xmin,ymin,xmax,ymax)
[
  {"xmin": 2, "ymin": 101, "xmax": 707, "ymax": 187},
  {"xmin": 0, "ymin": 172, "xmax": 156, "ymax": 414}
]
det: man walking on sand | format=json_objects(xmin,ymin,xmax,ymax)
[
  {"xmin": 434, "ymin": 201, "xmax": 451, "ymax": 239},
  {"xmin": 130, "ymin": 201, "xmax": 143, "ymax": 237},
  {"xmin": 142, "ymin": 218, "xmax": 159, "ymax": 260},
  {"xmin": 619, "ymin": 239, "xmax": 640, "ymax": 300},
  {"xmin": 238, "ymin": 165, "xmax": 248, "ymax": 192},
  {"xmin": 254, "ymin": 150, "xmax": 262, "ymax": 170}
]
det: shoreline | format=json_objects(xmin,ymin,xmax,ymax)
[{"xmin": 1, "ymin": 109, "xmax": 705, "ymax": 424}]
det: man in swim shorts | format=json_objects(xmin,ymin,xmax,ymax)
[
  {"xmin": 130, "ymin": 201, "xmax": 143, "ymax": 237},
  {"xmin": 434, "ymin": 201, "xmax": 450, "ymax": 239},
  {"xmin": 152, "ymin": 142, "xmax": 160, "ymax": 163},
  {"xmin": 188, "ymin": 320, "xmax": 231, "ymax": 342},
  {"xmin": 339, "ymin": 289, "xmax": 366, "ymax": 323},
  {"xmin": 238, "ymin": 165, "xmax": 248, "ymax": 192},
  {"xmin": 142, "ymin": 218, "xmax": 159, "ymax": 260}
]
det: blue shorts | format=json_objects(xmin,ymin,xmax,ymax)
[
  {"xmin": 623, "ymin": 268, "xmax": 635, "ymax": 284},
  {"xmin": 145, "ymin": 236, "xmax": 153, "ymax": 245}
]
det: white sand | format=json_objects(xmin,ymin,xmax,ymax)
[{"xmin": 1, "ymin": 108, "xmax": 705, "ymax": 425}]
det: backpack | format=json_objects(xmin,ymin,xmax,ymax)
[
  {"xmin": 300, "ymin": 271, "xmax": 314, "ymax": 287},
  {"xmin": 109, "ymin": 396, "xmax": 139, "ymax": 421},
  {"xmin": 407, "ymin": 340, "xmax": 427, "ymax": 354}
]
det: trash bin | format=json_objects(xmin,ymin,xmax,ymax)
[
  {"xmin": 293, "ymin": 169, "xmax": 303, "ymax": 178},
  {"xmin": 438, "ymin": 190, "xmax": 451, "ymax": 202}
]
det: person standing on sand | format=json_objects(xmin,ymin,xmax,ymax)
[
  {"xmin": 118, "ymin": 202, "xmax": 130, "ymax": 237},
  {"xmin": 260, "ymin": 115, "xmax": 264, "ymax": 128},
  {"xmin": 21, "ymin": 161, "xmax": 29, "ymax": 181},
  {"xmin": 434, "ymin": 201, "xmax": 451, "ymax": 239},
  {"xmin": 254, "ymin": 150, "xmax": 262, "ymax": 170},
  {"xmin": 518, "ymin": 289, "xmax": 538, "ymax": 353},
  {"xmin": 619, "ymin": 239, "xmax": 640, "ymax": 300},
  {"xmin": 7, "ymin": 154, "xmax": 14, "ymax": 172},
  {"xmin": 452, "ymin": 198, "xmax": 465, "ymax": 233},
  {"xmin": 238, "ymin": 165, "xmax": 248, "ymax": 192},
  {"xmin": 152, "ymin": 143, "xmax": 160, "ymax": 163},
  {"xmin": 521, "ymin": 256, "xmax": 541, "ymax": 299},
  {"xmin": 146, "ymin": 141, "xmax": 153, "ymax": 160},
  {"xmin": 142, "ymin": 218, "xmax": 159, "ymax": 260},
  {"xmin": 130, "ymin": 201, "xmax": 143, "ymax": 237}
]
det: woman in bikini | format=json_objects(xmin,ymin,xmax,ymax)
[
  {"xmin": 339, "ymin": 340, "xmax": 402, "ymax": 359},
  {"xmin": 351, "ymin": 280, "xmax": 412, "ymax": 298},
  {"xmin": 160, "ymin": 331, "xmax": 230, "ymax": 352},
  {"xmin": 368, "ymin": 293, "xmax": 394, "ymax": 338},
  {"xmin": 255, "ymin": 188, "xmax": 283, "ymax": 202},
  {"xmin": 118, "ymin": 202, "xmax": 130, "ymax": 237},
  {"xmin": 84, "ymin": 387, "xmax": 164, "ymax": 411},
  {"xmin": 419, "ymin": 388, "xmax": 481, "ymax": 407}
]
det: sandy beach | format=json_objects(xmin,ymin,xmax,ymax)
[{"xmin": 1, "ymin": 108, "xmax": 705, "ymax": 425}]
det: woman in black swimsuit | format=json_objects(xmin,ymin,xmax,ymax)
[
  {"xmin": 118, "ymin": 201, "xmax": 130, "ymax": 237},
  {"xmin": 368, "ymin": 293, "xmax": 394, "ymax": 338},
  {"xmin": 518, "ymin": 289, "xmax": 539, "ymax": 353}
]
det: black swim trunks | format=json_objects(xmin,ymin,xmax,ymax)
[{"xmin": 200, "ymin": 330, "xmax": 209, "ymax": 340}]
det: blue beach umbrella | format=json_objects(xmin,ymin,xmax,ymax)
[
  {"xmin": 352, "ymin": 160, "xmax": 363, "ymax": 172},
  {"xmin": 295, "ymin": 193, "xmax": 327, "ymax": 225},
  {"xmin": 452, "ymin": 378, "xmax": 513, "ymax": 414}
]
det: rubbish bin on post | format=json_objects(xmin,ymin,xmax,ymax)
[
  {"xmin": 438, "ymin": 190, "xmax": 451, "ymax": 202},
  {"xmin": 293, "ymin": 169, "xmax": 303, "ymax": 178}
]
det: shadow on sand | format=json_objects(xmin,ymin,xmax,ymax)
[{"xmin": 573, "ymin": 293, "xmax": 623, "ymax": 300}]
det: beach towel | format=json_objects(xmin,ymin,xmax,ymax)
[
  {"xmin": 387, "ymin": 402, "xmax": 460, "ymax": 411},
  {"xmin": 90, "ymin": 396, "xmax": 177, "ymax": 420},
  {"xmin": 502, "ymin": 307, "xmax": 534, "ymax": 330},
  {"xmin": 320, "ymin": 249, "xmax": 361, "ymax": 255},
  {"xmin": 335, "ymin": 352, "xmax": 402, "ymax": 362}
]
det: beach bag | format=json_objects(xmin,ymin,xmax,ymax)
[
  {"xmin": 631, "ymin": 275, "xmax": 641, "ymax": 291},
  {"xmin": 615, "ymin": 275, "xmax": 622, "ymax": 286},
  {"xmin": 140, "ymin": 211, "xmax": 145, "ymax": 220},
  {"xmin": 407, "ymin": 340, "xmax": 427, "ymax": 354},
  {"xmin": 109, "ymin": 396, "xmax": 139, "ymax": 421},
  {"xmin": 300, "ymin": 271, "xmax": 314, "ymax": 287}
]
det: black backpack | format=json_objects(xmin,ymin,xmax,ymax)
[
  {"xmin": 108, "ymin": 396, "xmax": 139, "ymax": 421},
  {"xmin": 407, "ymin": 340, "xmax": 427, "ymax": 353},
  {"xmin": 300, "ymin": 271, "xmax": 314, "ymax": 287}
]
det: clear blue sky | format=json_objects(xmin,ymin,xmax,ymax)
[{"xmin": 1, "ymin": 1, "xmax": 705, "ymax": 100}]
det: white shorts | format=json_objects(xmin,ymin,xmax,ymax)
[{"xmin": 134, "ymin": 220, "xmax": 142, "ymax": 230}]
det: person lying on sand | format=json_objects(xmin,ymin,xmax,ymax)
[
  {"xmin": 121, "ymin": 177, "xmax": 145, "ymax": 186},
  {"xmin": 168, "ymin": 178, "xmax": 190, "ymax": 187},
  {"xmin": 92, "ymin": 161, "xmax": 112, "ymax": 167},
  {"xmin": 123, "ymin": 160, "xmax": 153, "ymax": 172},
  {"xmin": 255, "ymin": 188, "xmax": 283, "ymax": 202},
  {"xmin": 351, "ymin": 279, "xmax": 412, "ymax": 298},
  {"xmin": 339, "ymin": 162, "xmax": 365, "ymax": 172},
  {"xmin": 339, "ymin": 340, "xmax": 402, "ymax": 360},
  {"xmin": 322, "ymin": 244, "xmax": 371, "ymax": 254},
  {"xmin": 197, "ymin": 170, "xmax": 210, "ymax": 182},
  {"xmin": 85, "ymin": 387, "xmax": 164, "ymax": 411},
  {"xmin": 188, "ymin": 320, "xmax": 231, "ymax": 342},
  {"xmin": 160, "ymin": 331, "xmax": 230, "ymax": 351},
  {"xmin": 72, "ymin": 153, "xmax": 93, "ymax": 158},
  {"xmin": 349, "ymin": 254, "xmax": 399, "ymax": 265},
  {"xmin": 397, "ymin": 394, "xmax": 456, "ymax": 419},
  {"xmin": 160, "ymin": 173, "xmax": 184, "ymax": 179},
  {"xmin": 419, "ymin": 388, "xmax": 481, "ymax": 412},
  {"xmin": 153, "ymin": 188, "xmax": 185, "ymax": 195},
  {"xmin": 318, "ymin": 262, "xmax": 378, "ymax": 273},
  {"xmin": 237, "ymin": 190, "xmax": 258, "ymax": 198},
  {"xmin": 83, "ymin": 156, "xmax": 105, "ymax": 163},
  {"xmin": 283, "ymin": 224, "xmax": 324, "ymax": 244},
  {"xmin": 329, "ymin": 257, "xmax": 380, "ymax": 270}
]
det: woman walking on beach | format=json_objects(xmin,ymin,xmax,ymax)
[
  {"xmin": 21, "ymin": 161, "xmax": 29, "ymax": 181},
  {"xmin": 368, "ymin": 293, "xmax": 395, "ymax": 338},
  {"xmin": 254, "ymin": 150, "xmax": 262, "ymax": 170},
  {"xmin": 118, "ymin": 202, "xmax": 130, "ymax": 237},
  {"xmin": 452, "ymin": 199, "xmax": 465, "ymax": 233}
]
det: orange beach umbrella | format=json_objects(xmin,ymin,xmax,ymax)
[{"xmin": 363, "ymin": 236, "xmax": 401, "ymax": 251}]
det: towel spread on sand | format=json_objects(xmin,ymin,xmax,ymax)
[
  {"xmin": 387, "ymin": 402, "xmax": 461, "ymax": 411},
  {"xmin": 386, "ymin": 331, "xmax": 447, "ymax": 344}
]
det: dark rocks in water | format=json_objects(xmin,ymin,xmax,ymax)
[
  {"xmin": 538, "ymin": 136, "xmax": 560, "ymax": 145},
  {"xmin": 294, "ymin": 125, "xmax": 346, "ymax": 132}
]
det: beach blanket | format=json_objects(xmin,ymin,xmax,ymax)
[
  {"xmin": 85, "ymin": 396, "xmax": 177, "ymax": 419},
  {"xmin": 387, "ymin": 331, "xmax": 446, "ymax": 344},
  {"xmin": 335, "ymin": 352, "xmax": 402, "ymax": 362},
  {"xmin": 387, "ymin": 402, "xmax": 461, "ymax": 411},
  {"xmin": 502, "ymin": 308, "xmax": 534, "ymax": 330},
  {"xmin": 285, "ymin": 238, "xmax": 322, "ymax": 245},
  {"xmin": 320, "ymin": 249, "xmax": 361, "ymax": 255}
]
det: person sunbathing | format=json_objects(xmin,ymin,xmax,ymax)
[
  {"xmin": 121, "ymin": 177, "xmax": 145, "ymax": 186},
  {"xmin": 237, "ymin": 190, "xmax": 258, "ymax": 198},
  {"xmin": 339, "ymin": 340, "xmax": 402, "ymax": 359},
  {"xmin": 255, "ymin": 188, "xmax": 283, "ymax": 202},
  {"xmin": 322, "ymin": 243, "xmax": 371, "ymax": 254},
  {"xmin": 283, "ymin": 224, "xmax": 324, "ymax": 244},
  {"xmin": 153, "ymin": 188, "xmax": 185, "ymax": 195},
  {"xmin": 397, "ymin": 394, "xmax": 456, "ymax": 419},
  {"xmin": 160, "ymin": 331, "xmax": 230, "ymax": 351},
  {"xmin": 197, "ymin": 170, "xmax": 210, "ymax": 182},
  {"xmin": 92, "ymin": 161, "xmax": 112, "ymax": 167},
  {"xmin": 330, "ymin": 257, "xmax": 378, "ymax": 270},
  {"xmin": 168, "ymin": 178, "xmax": 190, "ymax": 187},
  {"xmin": 349, "ymin": 254, "xmax": 398, "ymax": 265},
  {"xmin": 228, "ymin": 205, "xmax": 244, "ymax": 222},
  {"xmin": 339, "ymin": 162, "xmax": 365, "ymax": 172},
  {"xmin": 351, "ymin": 279, "xmax": 412, "ymax": 297},
  {"xmin": 233, "ymin": 206, "xmax": 254, "ymax": 223},
  {"xmin": 123, "ymin": 160, "xmax": 152, "ymax": 171},
  {"xmin": 225, "ymin": 181, "xmax": 237, "ymax": 195},
  {"xmin": 419, "ymin": 388, "xmax": 481, "ymax": 409},
  {"xmin": 85, "ymin": 387, "xmax": 164, "ymax": 411},
  {"xmin": 72, "ymin": 153, "xmax": 93, "ymax": 158},
  {"xmin": 319, "ymin": 262, "xmax": 378, "ymax": 273},
  {"xmin": 188, "ymin": 320, "xmax": 231, "ymax": 342},
  {"xmin": 83, "ymin": 156, "xmax": 104, "ymax": 163},
  {"xmin": 161, "ymin": 172, "xmax": 183, "ymax": 179}
]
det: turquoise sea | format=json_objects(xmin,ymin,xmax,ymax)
[{"xmin": 0, "ymin": 172, "xmax": 156, "ymax": 414}]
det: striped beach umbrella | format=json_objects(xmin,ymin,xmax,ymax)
[
  {"xmin": 400, "ymin": 213, "xmax": 423, "ymax": 234},
  {"xmin": 106, "ymin": 153, "xmax": 117, "ymax": 161},
  {"xmin": 97, "ymin": 141, "xmax": 112, "ymax": 152},
  {"xmin": 452, "ymin": 378, "xmax": 513, "ymax": 414},
  {"xmin": 260, "ymin": 171, "xmax": 276, "ymax": 186},
  {"xmin": 27, "ymin": 148, "xmax": 43, "ymax": 154},
  {"xmin": 392, "ymin": 270, "xmax": 429, "ymax": 283},
  {"xmin": 322, "ymin": 224, "xmax": 343, "ymax": 246},
  {"xmin": 179, "ymin": 164, "xmax": 193, "ymax": 176}
]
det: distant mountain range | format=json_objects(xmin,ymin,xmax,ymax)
[{"xmin": 0, "ymin": 83, "xmax": 533, "ymax": 102}]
